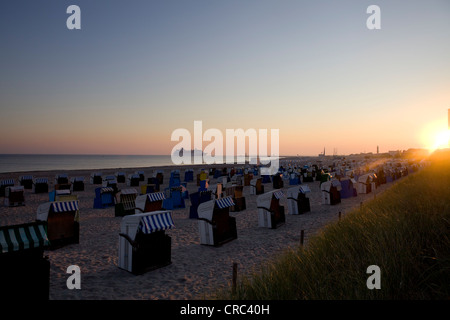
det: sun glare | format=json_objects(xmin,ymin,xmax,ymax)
[
  {"xmin": 420, "ymin": 118, "xmax": 450, "ymax": 153},
  {"xmin": 430, "ymin": 129, "xmax": 450, "ymax": 153}
]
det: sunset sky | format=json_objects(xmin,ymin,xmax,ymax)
[{"xmin": 1, "ymin": 0, "xmax": 449, "ymax": 156}]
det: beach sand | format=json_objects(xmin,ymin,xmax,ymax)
[{"xmin": 0, "ymin": 161, "xmax": 400, "ymax": 300}]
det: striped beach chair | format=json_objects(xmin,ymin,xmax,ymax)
[
  {"xmin": 90, "ymin": 172, "xmax": 103, "ymax": 184},
  {"xmin": 321, "ymin": 179, "xmax": 342, "ymax": 205},
  {"xmin": 0, "ymin": 179, "xmax": 14, "ymax": 197},
  {"xmin": 0, "ymin": 221, "xmax": 50, "ymax": 300},
  {"xmin": 257, "ymin": 190, "xmax": 286, "ymax": 229},
  {"xmin": 135, "ymin": 192, "xmax": 166, "ymax": 213},
  {"xmin": 36, "ymin": 200, "xmax": 80, "ymax": 249},
  {"xmin": 127, "ymin": 174, "xmax": 140, "ymax": 187},
  {"xmin": 118, "ymin": 210, "xmax": 174, "ymax": 274},
  {"xmin": 287, "ymin": 185, "xmax": 311, "ymax": 215},
  {"xmin": 116, "ymin": 172, "xmax": 126, "ymax": 183},
  {"xmin": 33, "ymin": 177, "xmax": 49, "ymax": 194},
  {"xmin": 4, "ymin": 186, "xmax": 25, "ymax": 207},
  {"xmin": 93, "ymin": 187, "xmax": 116, "ymax": 208},
  {"xmin": 19, "ymin": 175, "xmax": 33, "ymax": 189},
  {"xmin": 71, "ymin": 176, "xmax": 85, "ymax": 192},
  {"xmin": 197, "ymin": 197, "xmax": 237, "ymax": 246},
  {"xmin": 115, "ymin": 188, "xmax": 139, "ymax": 217}
]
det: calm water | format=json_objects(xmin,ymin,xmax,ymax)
[{"xmin": 0, "ymin": 154, "xmax": 178, "ymax": 173}]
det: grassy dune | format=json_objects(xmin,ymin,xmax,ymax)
[{"xmin": 217, "ymin": 151, "xmax": 450, "ymax": 300}]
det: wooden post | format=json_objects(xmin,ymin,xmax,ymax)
[
  {"xmin": 300, "ymin": 230, "xmax": 305, "ymax": 246},
  {"xmin": 232, "ymin": 262, "xmax": 238, "ymax": 294}
]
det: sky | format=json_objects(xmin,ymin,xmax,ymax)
[{"xmin": 1, "ymin": 0, "xmax": 449, "ymax": 156}]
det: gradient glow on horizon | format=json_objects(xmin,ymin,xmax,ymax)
[{"xmin": 1, "ymin": 0, "xmax": 449, "ymax": 156}]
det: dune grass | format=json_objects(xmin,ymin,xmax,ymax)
[{"xmin": 215, "ymin": 152, "xmax": 450, "ymax": 300}]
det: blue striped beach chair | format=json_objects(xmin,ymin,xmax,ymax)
[
  {"xmin": 197, "ymin": 197, "xmax": 237, "ymax": 246},
  {"xmin": 36, "ymin": 200, "xmax": 80, "ymax": 249},
  {"xmin": 0, "ymin": 179, "xmax": 14, "ymax": 197},
  {"xmin": 118, "ymin": 210, "xmax": 174, "ymax": 274},
  {"xmin": 33, "ymin": 177, "xmax": 49, "ymax": 194},
  {"xmin": 257, "ymin": 190, "xmax": 286, "ymax": 229},
  {"xmin": 19, "ymin": 175, "xmax": 33, "ymax": 189}
]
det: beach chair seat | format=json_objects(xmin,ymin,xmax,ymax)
[
  {"xmin": 289, "ymin": 172, "xmax": 300, "ymax": 185},
  {"xmin": 116, "ymin": 172, "xmax": 126, "ymax": 183},
  {"xmin": 90, "ymin": 172, "xmax": 103, "ymax": 184},
  {"xmin": 135, "ymin": 171, "xmax": 145, "ymax": 182},
  {"xmin": 250, "ymin": 178, "xmax": 264, "ymax": 195},
  {"xmin": 356, "ymin": 174, "xmax": 372, "ymax": 194},
  {"xmin": 321, "ymin": 180, "xmax": 342, "ymax": 205},
  {"xmin": 197, "ymin": 197, "xmax": 237, "ymax": 246},
  {"xmin": 243, "ymin": 173, "xmax": 253, "ymax": 186},
  {"xmin": 257, "ymin": 190, "xmax": 286, "ymax": 229},
  {"xmin": 71, "ymin": 177, "xmax": 85, "ymax": 192},
  {"xmin": 135, "ymin": 192, "xmax": 166, "ymax": 213},
  {"xmin": 93, "ymin": 187, "xmax": 116, "ymax": 208},
  {"xmin": 55, "ymin": 174, "xmax": 69, "ymax": 185},
  {"xmin": 33, "ymin": 178, "xmax": 49, "ymax": 194},
  {"xmin": 287, "ymin": 186, "xmax": 310, "ymax": 215},
  {"xmin": 230, "ymin": 185, "xmax": 246, "ymax": 212},
  {"xmin": 339, "ymin": 177, "xmax": 357, "ymax": 199},
  {"xmin": 4, "ymin": 186, "xmax": 25, "ymax": 207},
  {"xmin": 189, "ymin": 191, "xmax": 212, "ymax": 219},
  {"xmin": 0, "ymin": 179, "xmax": 15, "ymax": 197},
  {"xmin": 147, "ymin": 177, "xmax": 160, "ymax": 191},
  {"xmin": 118, "ymin": 211, "xmax": 173, "ymax": 274},
  {"xmin": 36, "ymin": 200, "xmax": 79, "ymax": 249},
  {"xmin": 0, "ymin": 221, "xmax": 50, "ymax": 300},
  {"xmin": 261, "ymin": 175, "xmax": 271, "ymax": 183},
  {"xmin": 272, "ymin": 173, "xmax": 284, "ymax": 189},
  {"xmin": 127, "ymin": 174, "xmax": 140, "ymax": 187},
  {"xmin": 19, "ymin": 175, "xmax": 33, "ymax": 189},
  {"xmin": 163, "ymin": 187, "xmax": 185, "ymax": 210},
  {"xmin": 184, "ymin": 169, "xmax": 194, "ymax": 182},
  {"xmin": 114, "ymin": 188, "xmax": 138, "ymax": 217},
  {"xmin": 208, "ymin": 183, "xmax": 223, "ymax": 199}
]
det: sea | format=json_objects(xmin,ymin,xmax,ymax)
[{"xmin": 0, "ymin": 154, "xmax": 178, "ymax": 173}]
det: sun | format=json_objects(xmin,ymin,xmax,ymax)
[
  {"xmin": 420, "ymin": 118, "xmax": 450, "ymax": 153},
  {"xmin": 430, "ymin": 129, "xmax": 450, "ymax": 153}
]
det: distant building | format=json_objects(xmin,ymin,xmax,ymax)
[{"xmin": 388, "ymin": 150, "xmax": 401, "ymax": 157}]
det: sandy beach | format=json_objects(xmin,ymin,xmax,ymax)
[{"xmin": 0, "ymin": 159, "xmax": 404, "ymax": 300}]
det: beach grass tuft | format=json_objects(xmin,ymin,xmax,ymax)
[{"xmin": 215, "ymin": 151, "xmax": 450, "ymax": 300}]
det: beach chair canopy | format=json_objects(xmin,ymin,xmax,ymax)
[
  {"xmin": 121, "ymin": 188, "xmax": 138, "ymax": 196},
  {"xmin": 299, "ymin": 185, "xmax": 311, "ymax": 193},
  {"xmin": 36, "ymin": 200, "xmax": 79, "ymax": 221},
  {"xmin": 0, "ymin": 222, "xmax": 49, "ymax": 254},
  {"xmin": 100, "ymin": 187, "xmax": 115, "ymax": 193},
  {"xmin": 34, "ymin": 178, "xmax": 48, "ymax": 184},
  {"xmin": 134, "ymin": 192, "xmax": 166, "ymax": 212},
  {"xmin": 71, "ymin": 177, "xmax": 85, "ymax": 182},
  {"xmin": 321, "ymin": 180, "xmax": 342, "ymax": 192},
  {"xmin": 198, "ymin": 197, "xmax": 235, "ymax": 221},
  {"xmin": 257, "ymin": 190, "xmax": 285, "ymax": 208},
  {"xmin": 121, "ymin": 211, "xmax": 174, "ymax": 240},
  {"xmin": 20, "ymin": 175, "xmax": 33, "ymax": 182},
  {"xmin": 6, "ymin": 186, "xmax": 24, "ymax": 194},
  {"xmin": 1, "ymin": 179, "xmax": 14, "ymax": 186},
  {"xmin": 358, "ymin": 174, "xmax": 372, "ymax": 184}
]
